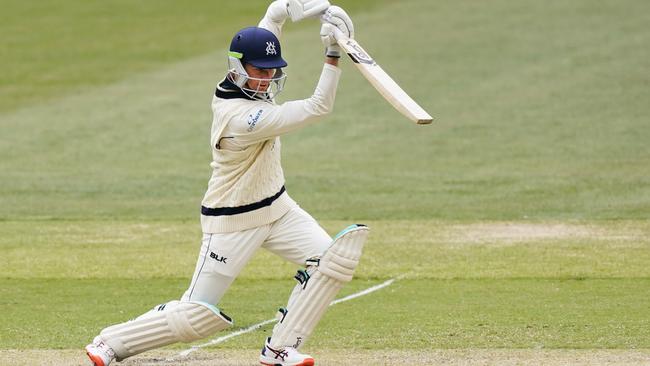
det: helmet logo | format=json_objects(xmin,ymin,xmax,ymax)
[{"xmin": 265, "ymin": 41, "xmax": 277, "ymax": 56}]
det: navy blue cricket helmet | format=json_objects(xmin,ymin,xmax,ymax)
[{"xmin": 229, "ymin": 27, "xmax": 287, "ymax": 69}]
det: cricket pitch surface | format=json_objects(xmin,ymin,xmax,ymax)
[{"xmin": 2, "ymin": 349, "xmax": 650, "ymax": 366}]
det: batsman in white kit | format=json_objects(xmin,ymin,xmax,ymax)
[{"xmin": 85, "ymin": 1, "xmax": 366, "ymax": 366}]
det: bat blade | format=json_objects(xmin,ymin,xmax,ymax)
[{"xmin": 337, "ymin": 37, "xmax": 433, "ymax": 124}]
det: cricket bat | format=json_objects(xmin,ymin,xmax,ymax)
[{"xmin": 337, "ymin": 37, "xmax": 433, "ymax": 125}]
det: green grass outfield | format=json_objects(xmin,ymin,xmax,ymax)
[{"xmin": 1, "ymin": 0, "xmax": 650, "ymax": 364}]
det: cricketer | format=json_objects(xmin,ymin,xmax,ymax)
[{"xmin": 85, "ymin": 1, "xmax": 369, "ymax": 366}]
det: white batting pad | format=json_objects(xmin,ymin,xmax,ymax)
[
  {"xmin": 100, "ymin": 301, "xmax": 232, "ymax": 360},
  {"xmin": 270, "ymin": 224, "xmax": 369, "ymax": 349}
]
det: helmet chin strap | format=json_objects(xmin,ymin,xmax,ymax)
[{"xmin": 227, "ymin": 56, "xmax": 286, "ymax": 100}]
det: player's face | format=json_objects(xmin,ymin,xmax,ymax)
[{"xmin": 244, "ymin": 64, "xmax": 276, "ymax": 91}]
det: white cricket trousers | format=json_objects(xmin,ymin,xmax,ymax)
[{"xmin": 180, "ymin": 207, "xmax": 331, "ymax": 305}]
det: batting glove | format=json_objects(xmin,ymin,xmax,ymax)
[
  {"xmin": 320, "ymin": 6, "xmax": 354, "ymax": 58},
  {"xmin": 287, "ymin": 0, "xmax": 331, "ymax": 22}
]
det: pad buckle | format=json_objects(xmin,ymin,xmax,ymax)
[{"xmin": 294, "ymin": 269, "xmax": 310, "ymax": 289}]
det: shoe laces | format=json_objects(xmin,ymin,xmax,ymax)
[{"xmin": 265, "ymin": 344, "xmax": 289, "ymax": 361}]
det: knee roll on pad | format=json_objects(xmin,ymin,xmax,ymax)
[
  {"xmin": 100, "ymin": 301, "xmax": 232, "ymax": 360},
  {"xmin": 270, "ymin": 224, "xmax": 369, "ymax": 349},
  {"xmin": 318, "ymin": 226, "xmax": 366, "ymax": 282}
]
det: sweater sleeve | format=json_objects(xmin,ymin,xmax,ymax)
[
  {"xmin": 225, "ymin": 63, "xmax": 342, "ymax": 145},
  {"xmin": 258, "ymin": 1, "xmax": 285, "ymax": 39}
]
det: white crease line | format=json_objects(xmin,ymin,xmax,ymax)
[
  {"xmin": 329, "ymin": 278, "xmax": 395, "ymax": 306},
  {"xmin": 173, "ymin": 277, "xmax": 397, "ymax": 360}
]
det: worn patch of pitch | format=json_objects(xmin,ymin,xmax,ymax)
[
  {"xmin": 442, "ymin": 222, "xmax": 645, "ymax": 245},
  {"xmin": 2, "ymin": 349, "xmax": 650, "ymax": 366}
]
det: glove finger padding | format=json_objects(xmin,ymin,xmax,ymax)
[
  {"xmin": 321, "ymin": 5, "xmax": 354, "ymax": 39},
  {"xmin": 288, "ymin": 0, "xmax": 331, "ymax": 22},
  {"xmin": 320, "ymin": 23, "xmax": 342, "ymax": 57},
  {"xmin": 303, "ymin": 0, "xmax": 331, "ymax": 18},
  {"xmin": 320, "ymin": 23, "xmax": 339, "ymax": 46}
]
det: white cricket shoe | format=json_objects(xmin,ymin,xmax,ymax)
[
  {"xmin": 259, "ymin": 337, "xmax": 315, "ymax": 366},
  {"xmin": 85, "ymin": 336, "xmax": 115, "ymax": 366}
]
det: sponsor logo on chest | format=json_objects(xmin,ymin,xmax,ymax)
[{"xmin": 248, "ymin": 109, "xmax": 263, "ymax": 132}]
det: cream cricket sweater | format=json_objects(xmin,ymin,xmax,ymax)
[{"xmin": 200, "ymin": 63, "xmax": 341, "ymax": 233}]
